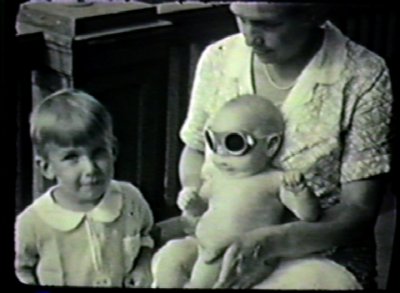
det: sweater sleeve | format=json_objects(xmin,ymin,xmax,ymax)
[{"xmin": 15, "ymin": 209, "xmax": 39, "ymax": 285}]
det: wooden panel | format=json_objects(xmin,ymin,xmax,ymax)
[
  {"xmin": 17, "ymin": 2, "xmax": 157, "ymax": 36},
  {"xmin": 15, "ymin": 32, "xmax": 46, "ymax": 213}
]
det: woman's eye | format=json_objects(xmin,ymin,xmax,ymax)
[{"xmin": 259, "ymin": 21, "xmax": 283, "ymax": 29}]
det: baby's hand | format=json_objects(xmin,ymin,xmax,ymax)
[
  {"xmin": 177, "ymin": 187, "xmax": 207, "ymax": 216},
  {"xmin": 281, "ymin": 171, "xmax": 319, "ymax": 222},
  {"xmin": 282, "ymin": 170, "xmax": 307, "ymax": 193},
  {"xmin": 177, "ymin": 186, "xmax": 199, "ymax": 211}
]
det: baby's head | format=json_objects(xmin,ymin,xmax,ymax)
[
  {"xmin": 30, "ymin": 89, "xmax": 116, "ymax": 204},
  {"xmin": 205, "ymin": 95, "xmax": 284, "ymax": 177}
]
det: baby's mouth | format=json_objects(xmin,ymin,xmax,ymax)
[{"xmin": 216, "ymin": 163, "xmax": 234, "ymax": 173}]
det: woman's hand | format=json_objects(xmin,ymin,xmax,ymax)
[{"xmin": 213, "ymin": 228, "xmax": 281, "ymax": 289}]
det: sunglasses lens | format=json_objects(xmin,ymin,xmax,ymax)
[
  {"xmin": 225, "ymin": 133, "xmax": 246, "ymax": 152},
  {"xmin": 205, "ymin": 130, "xmax": 215, "ymax": 151}
]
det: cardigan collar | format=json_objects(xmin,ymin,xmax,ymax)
[{"xmin": 33, "ymin": 180, "xmax": 123, "ymax": 231}]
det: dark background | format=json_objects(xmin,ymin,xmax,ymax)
[{"xmin": 3, "ymin": 0, "xmax": 399, "ymax": 290}]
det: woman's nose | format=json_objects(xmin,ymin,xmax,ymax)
[
  {"xmin": 243, "ymin": 24, "xmax": 264, "ymax": 47},
  {"xmin": 245, "ymin": 33, "xmax": 264, "ymax": 48},
  {"xmin": 250, "ymin": 36, "xmax": 264, "ymax": 47}
]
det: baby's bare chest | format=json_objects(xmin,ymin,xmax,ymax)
[
  {"xmin": 208, "ymin": 174, "xmax": 282, "ymax": 210},
  {"xmin": 196, "ymin": 174, "xmax": 284, "ymax": 238}
]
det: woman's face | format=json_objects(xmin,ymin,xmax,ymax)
[{"xmin": 230, "ymin": 3, "xmax": 320, "ymax": 65}]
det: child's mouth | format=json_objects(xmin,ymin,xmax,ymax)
[{"xmin": 81, "ymin": 179, "xmax": 103, "ymax": 187}]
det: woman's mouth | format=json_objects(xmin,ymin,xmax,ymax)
[{"xmin": 253, "ymin": 48, "xmax": 274, "ymax": 56}]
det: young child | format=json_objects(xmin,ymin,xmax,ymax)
[
  {"xmin": 15, "ymin": 89, "xmax": 154, "ymax": 287},
  {"xmin": 151, "ymin": 95, "xmax": 320, "ymax": 288}
]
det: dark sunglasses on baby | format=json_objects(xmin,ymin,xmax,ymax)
[{"xmin": 204, "ymin": 128, "xmax": 279, "ymax": 156}]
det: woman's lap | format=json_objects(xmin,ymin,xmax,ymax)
[
  {"xmin": 151, "ymin": 237, "xmax": 198, "ymax": 288},
  {"xmin": 152, "ymin": 238, "xmax": 362, "ymax": 289},
  {"xmin": 253, "ymin": 257, "xmax": 362, "ymax": 290}
]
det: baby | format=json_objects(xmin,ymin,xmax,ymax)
[
  {"xmin": 152, "ymin": 95, "xmax": 320, "ymax": 288},
  {"xmin": 15, "ymin": 89, "xmax": 154, "ymax": 287}
]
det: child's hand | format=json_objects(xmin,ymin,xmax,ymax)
[
  {"xmin": 177, "ymin": 186, "xmax": 207, "ymax": 216},
  {"xmin": 282, "ymin": 170, "xmax": 307, "ymax": 193},
  {"xmin": 124, "ymin": 265, "xmax": 152, "ymax": 288}
]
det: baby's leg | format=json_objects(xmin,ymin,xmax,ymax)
[
  {"xmin": 151, "ymin": 237, "xmax": 198, "ymax": 288},
  {"xmin": 185, "ymin": 248, "xmax": 223, "ymax": 288}
]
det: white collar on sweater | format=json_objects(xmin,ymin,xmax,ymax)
[{"xmin": 32, "ymin": 180, "xmax": 123, "ymax": 231}]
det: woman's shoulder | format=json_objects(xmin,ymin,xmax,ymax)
[
  {"xmin": 203, "ymin": 33, "xmax": 247, "ymax": 57},
  {"xmin": 345, "ymin": 39, "xmax": 388, "ymax": 75}
]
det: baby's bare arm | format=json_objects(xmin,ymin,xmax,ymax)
[{"xmin": 179, "ymin": 183, "xmax": 210, "ymax": 235}]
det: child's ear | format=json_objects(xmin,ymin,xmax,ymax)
[
  {"xmin": 112, "ymin": 139, "xmax": 119, "ymax": 161},
  {"xmin": 35, "ymin": 155, "xmax": 55, "ymax": 180},
  {"xmin": 264, "ymin": 133, "xmax": 282, "ymax": 158}
]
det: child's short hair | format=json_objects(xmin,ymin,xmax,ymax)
[{"xmin": 30, "ymin": 88, "xmax": 114, "ymax": 158}]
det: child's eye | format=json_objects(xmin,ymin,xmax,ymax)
[
  {"xmin": 63, "ymin": 153, "xmax": 79, "ymax": 161},
  {"xmin": 93, "ymin": 148, "xmax": 108, "ymax": 158}
]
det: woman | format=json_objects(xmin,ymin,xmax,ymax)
[{"xmin": 178, "ymin": 2, "xmax": 392, "ymax": 289}]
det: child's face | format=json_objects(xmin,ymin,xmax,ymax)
[
  {"xmin": 207, "ymin": 107, "xmax": 275, "ymax": 177},
  {"xmin": 42, "ymin": 136, "xmax": 115, "ymax": 204}
]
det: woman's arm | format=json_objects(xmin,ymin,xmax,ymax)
[
  {"xmin": 268, "ymin": 175, "xmax": 386, "ymax": 259},
  {"xmin": 214, "ymin": 175, "xmax": 387, "ymax": 288},
  {"xmin": 179, "ymin": 146, "xmax": 207, "ymax": 234},
  {"xmin": 179, "ymin": 145, "xmax": 205, "ymax": 190}
]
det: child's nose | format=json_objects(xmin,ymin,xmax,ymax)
[{"xmin": 81, "ymin": 157, "xmax": 97, "ymax": 174}]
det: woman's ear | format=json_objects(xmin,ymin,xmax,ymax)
[
  {"xmin": 35, "ymin": 155, "xmax": 55, "ymax": 180},
  {"xmin": 306, "ymin": 5, "xmax": 330, "ymax": 27},
  {"xmin": 264, "ymin": 133, "xmax": 282, "ymax": 158}
]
